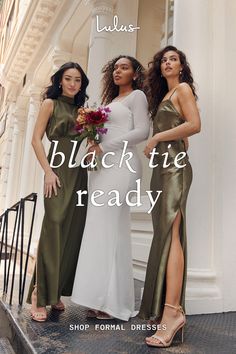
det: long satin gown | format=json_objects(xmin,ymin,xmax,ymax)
[
  {"xmin": 27, "ymin": 95, "xmax": 87, "ymax": 307},
  {"xmin": 71, "ymin": 90, "xmax": 150, "ymax": 321},
  {"xmin": 138, "ymin": 96, "xmax": 193, "ymax": 320}
]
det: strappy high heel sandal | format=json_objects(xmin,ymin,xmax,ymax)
[
  {"xmin": 86, "ymin": 309, "xmax": 100, "ymax": 318},
  {"xmin": 145, "ymin": 303, "xmax": 186, "ymax": 348},
  {"xmin": 51, "ymin": 299, "xmax": 65, "ymax": 311},
  {"xmin": 96, "ymin": 311, "xmax": 114, "ymax": 320},
  {"xmin": 30, "ymin": 286, "xmax": 47, "ymax": 322}
]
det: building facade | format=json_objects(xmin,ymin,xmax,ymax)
[{"xmin": 0, "ymin": 0, "xmax": 236, "ymax": 315}]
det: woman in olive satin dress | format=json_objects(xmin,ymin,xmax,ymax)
[
  {"xmin": 26, "ymin": 62, "xmax": 88, "ymax": 321},
  {"xmin": 139, "ymin": 46, "xmax": 201, "ymax": 348}
]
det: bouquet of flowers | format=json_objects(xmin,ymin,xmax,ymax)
[
  {"xmin": 75, "ymin": 105, "xmax": 111, "ymax": 170},
  {"xmin": 75, "ymin": 106, "xmax": 110, "ymax": 143}
]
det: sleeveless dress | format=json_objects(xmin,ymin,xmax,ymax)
[
  {"xmin": 71, "ymin": 90, "xmax": 150, "ymax": 321},
  {"xmin": 138, "ymin": 94, "xmax": 193, "ymax": 320},
  {"xmin": 27, "ymin": 95, "xmax": 88, "ymax": 307}
]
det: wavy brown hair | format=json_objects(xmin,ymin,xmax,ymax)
[
  {"xmin": 101, "ymin": 55, "xmax": 146, "ymax": 105},
  {"xmin": 145, "ymin": 45, "xmax": 197, "ymax": 118}
]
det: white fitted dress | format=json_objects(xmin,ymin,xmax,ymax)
[{"xmin": 71, "ymin": 90, "xmax": 150, "ymax": 321}]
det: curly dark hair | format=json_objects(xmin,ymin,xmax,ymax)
[
  {"xmin": 101, "ymin": 55, "xmax": 146, "ymax": 105},
  {"xmin": 145, "ymin": 45, "xmax": 197, "ymax": 118},
  {"xmin": 43, "ymin": 62, "xmax": 89, "ymax": 106}
]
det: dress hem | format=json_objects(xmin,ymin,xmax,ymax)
[{"xmin": 71, "ymin": 297, "xmax": 137, "ymax": 321}]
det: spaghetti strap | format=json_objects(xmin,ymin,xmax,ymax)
[
  {"xmin": 138, "ymin": 87, "xmax": 193, "ymax": 320},
  {"xmin": 169, "ymin": 87, "xmax": 178, "ymax": 100}
]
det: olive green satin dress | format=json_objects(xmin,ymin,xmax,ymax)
[
  {"xmin": 27, "ymin": 95, "xmax": 87, "ymax": 307},
  {"xmin": 138, "ymin": 97, "xmax": 192, "ymax": 320}
]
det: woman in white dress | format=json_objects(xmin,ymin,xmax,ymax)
[{"xmin": 71, "ymin": 55, "xmax": 150, "ymax": 320}]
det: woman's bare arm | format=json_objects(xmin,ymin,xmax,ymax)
[
  {"xmin": 32, "ymin": 99, "xmax": 61, "ymax": 197},
  {"xmin": 144, "ymin": 83, "xmax": 200, "ymax": 156}
]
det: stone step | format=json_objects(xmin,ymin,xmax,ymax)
[
  {"xmin": 0, "ymin": 338, "xmax": 16, "ymax": 354},
  {"xmin": 0, "ymin": 298, "xmax": 36, "ymax": 354}
]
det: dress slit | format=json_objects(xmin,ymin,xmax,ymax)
[
  {"xmin": 152, "ymin": 206, "xmax": 184, "ymax": 319},
  {"xmin": 138, "ymin": 99, "xmax": 192, "ymax": 321}
]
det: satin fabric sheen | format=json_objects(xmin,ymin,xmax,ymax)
[
  {"xmin": 138, "ymin": 99, "xmax": 192, "ymax": 320},
  {"xmin": 27, "ymin": 95, "xmax": 87, "ymax": 307}
]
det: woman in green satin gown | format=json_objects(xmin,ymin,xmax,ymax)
[
  {"xmin": 26, "ymin": 62, "xmax": 89, "ymax": 321},
  {"xmin": 139, "ymin": 46, "xmax": 201, "ymax": 348}
]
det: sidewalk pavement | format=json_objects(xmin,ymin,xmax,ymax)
[{"xmin": 1, "ymin": 279, "xmax": 236, "ymax": 354}]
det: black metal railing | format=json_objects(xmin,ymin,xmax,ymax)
[{"xmin": 0, "ymin": 193, "xmax": 37, "ymax": 305}]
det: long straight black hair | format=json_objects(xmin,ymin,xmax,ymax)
[{"xmin": 43, "ymin": 62, "xmax": 89, "ymax": 106}]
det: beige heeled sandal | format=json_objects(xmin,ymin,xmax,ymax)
[
  {"xmin": 146, "ymin": 303, "xmax": 186, "ymax": 348},
  {"xmin": 30, "ymin": 286, "xmax": 47, "ymax": 322}
]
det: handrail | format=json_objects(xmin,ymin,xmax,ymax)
[{"xmin": 0, "ymin": 193, "xmax": 37, "ymax": 305}]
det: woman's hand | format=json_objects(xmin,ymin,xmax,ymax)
[
  {"xmin": 85, "ymin": 144, "xmax": 102, "ymax": 163},
  {"xmin": 44, "ymin": 170, "xmax": 61, "ymax": 198},
  {"xmin": 87, "ymin": 138, "xmax": 94, "ymax": 146},
  {"xmin": 88, "ymin": 144, "xmax": 102, "ymax": 156},
  {"xmin": 144, "ymin": 136, "xmax": 159, "ymax": 158}
]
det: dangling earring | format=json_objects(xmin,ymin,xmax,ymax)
[
  {"xmin": 179, "ymin": 71, "xmax": 182, "ymax": 76},
  {"xmin": 59, "ymin": 83, "xmax": 62, "ymax": 88}
]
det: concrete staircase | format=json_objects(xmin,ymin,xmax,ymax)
[
  {"xmin": 0, "ymin": 251, "xmax": 36, "ymax": 354},
  {"xmin": 0, "ymin": 300, "xmax": 16, "ymax": 353},
  {"xmin": 0, "ymin": 338, "xmax": 16, "ymax": 354},
  {"xmin": 0, "ymin": 300, "xmax": 36, "ymax": 354},
  {"xmin": 0, "ymin": 301, "xmax": 16, "ymax": 354},
  {"xmin": 0, "ymin": 298, "xmax": 35, "ymax": 354}
]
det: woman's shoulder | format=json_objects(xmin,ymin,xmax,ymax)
[
  {"xmin": 130, "ymin": 89, "xmax": 148, "ymax": 104},
  {"xmin": 42, "ymin": 98, "xmax": 54, "ymax": 107},
  {"xmin": 132, "ymin": 89, "xmax": 147, "ymax": 98},
  {"xmin": 174, "ymin": 83, "xmax": 195, "ymax": 103},
  {"xmin": 176, "ymin": 82, "xmax": 193, "ymax": 96},
  {"xmin": 40, "ymin": 98, "xmax": 54, "ymax": 116}
]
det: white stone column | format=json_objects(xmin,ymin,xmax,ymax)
[
  {"xmin": 4, "ymin": 107, "xmax": 26, "ymax": 209},
  {"xmin": 19, "ymin": 86, "xmax": 41, "ymax": 198},
  {"xmin": 86, "ymin": 0, "xmax": 115, "ymax": 104},
  {"xmin": 51, "ymin": 48, "xmax": 72, "ymax": 72},
  {"xmin": 213, "ymin": 0, "xmax": 236, "ymax": 313},
  {"xmin": 112, "ymin": 0, "xmax": 139, "ymax": 57},
  {"xmin": 17, "ymin": 0, "xmax": 31, "ymax": 29},
  {"xmin": 0, "ymin": 102, "xmax": 16, "ymax": 214},
  {"xmin": 173, "ymin": 0, "xmax": 221, "ymax": 314}
]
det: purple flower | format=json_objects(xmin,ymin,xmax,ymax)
[
  {"xmin": 96, "ymin": 127, "xmax": 108, "ymax": 134},
  {"xmin": 103, "ymin": 107, "xmax": 111, "ymax": 113},
  {"xmin": 78, "ymin": 128, "xmax": 85, "ymax": 134}
]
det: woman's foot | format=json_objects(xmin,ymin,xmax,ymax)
[
  {"xmin": 145, "ymin": 303, "xmax": 186, "ymax": 347},
  {"xmin": 96, "ymin": 311, "xmax": 114, "ymax": 320},
  {"xmin": 30, "ymin": 286, "xmax": 47, "ymax": 322},
  {"xmin": 86, "ymin": 309, "xmax": 100, "ymax": 318},
  {"xmin": 51, "ymin": 299, "xmax": 65, "ymax": 311}
]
